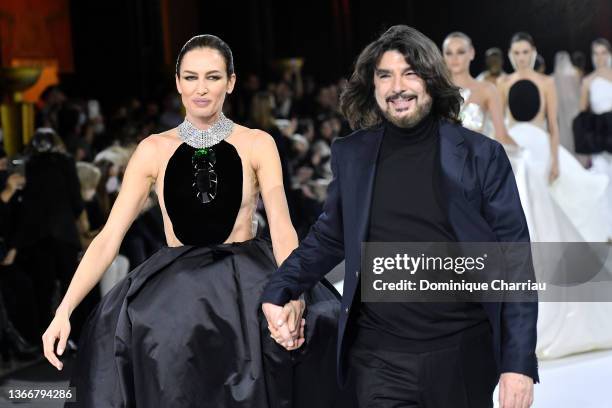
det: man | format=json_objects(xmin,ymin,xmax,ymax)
[
  {"xmin": 262, "ymin": 25, "xmax": 537, "ymax": 408},
  {"xmin": 476, "ymin": 47, "xmax": 508, "ymax": 85}
]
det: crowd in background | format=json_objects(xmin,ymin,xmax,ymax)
[{"xmin": 0, "ymin": 42, "xmax": 605, "ymax": 366}]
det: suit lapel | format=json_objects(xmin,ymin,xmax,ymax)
[
  {"xmin": 354, "ymin": 125, "xmax": 384, "ymax": 244},
  {"xmin": 352, "ymin": 121, "xmax": 467, "ymax": 245},
  {"xmin": 439, "ymin": 122, "xmax": 468, "ymax": 192}
]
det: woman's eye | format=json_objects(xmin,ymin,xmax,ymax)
[
  {"xmin": 208, "ymin": 76, "xmax": 221, "ymax": 81},
  {"xmin": 185, "ymin": 76, "xmax": 197, "ymax": 80}
]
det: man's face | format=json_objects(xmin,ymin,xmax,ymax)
[
  {"xmin": 374, "ymin": 50, "xmax": 432, "ymax": 128},
  {"xmin": 486, "ymin": 54, "xmax": 503, "ymax": 74}
]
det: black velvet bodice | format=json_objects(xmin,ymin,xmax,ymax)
[
  {"xmin": 509, "ymin": 79, "xmax": 541, "ymax": 122},
  {"xmin": 164, "ymin": 141, "xmax": 243, "ymax": 246}
]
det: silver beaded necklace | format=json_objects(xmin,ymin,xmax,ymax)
[{"xmin": 178, "ymin": 113, "xmax": 235, "ymax": 149}]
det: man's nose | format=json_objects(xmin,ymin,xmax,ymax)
[{"xmin": 392, "ymin": 74, "xmax": 404, "ymax": 94}]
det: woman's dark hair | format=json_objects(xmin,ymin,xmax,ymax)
[
  {"xmin": 175, "ymin": 34, "xmax": 234, "ymax": 77},
  {"xmin": 340, "ymin": 25, "xmax": 462, "ymax": 130},
  {"xmin": 510, "ymin": 32, "xmax": 536, "ymax": 48},
  {"xmin": 592, "ymin": 38, "xmax": 612, "ymax": 53}
]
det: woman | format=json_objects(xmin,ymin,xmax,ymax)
[
  {"xmin": 443, "ymin": 32, "xmax": 540, "ymax": 234},
  {"xmin": 43, "ymin": 35, "xmax": 342, "ymax": 407},
  {"xmin": 500, "ymin": 32, "xmax": 612, "ymax": 361},
  {"xmin": 576, "ymin": 38, "xmax": 612, "ymax": 238},
  {"xmin": 498, "ymin": 32, "xmax": 609, "ymax": 243},
  {"xmin": 443, "ymin": 32, "xmax": 518, "ymax": 143}
]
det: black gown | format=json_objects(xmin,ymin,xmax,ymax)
[{"xmin": 67, "ymin": 141, "xmax": 345, "ymax": 407}]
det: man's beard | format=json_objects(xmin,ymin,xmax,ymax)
[{"xmin": 382, "ymin": 93, "xmax": 433, "ymax": 128}]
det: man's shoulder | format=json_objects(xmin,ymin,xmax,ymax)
[
  {"xmin": 332, "ymin": 126, "xmax": 382, "ymax": 151},
  {"xmin": 440, "ymin": 121, "xmax": 502, "ymax": 154}
]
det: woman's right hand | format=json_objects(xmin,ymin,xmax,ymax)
[{"xmin": 42, "ymin": 309, "xmax": 71, "ymax": 371}]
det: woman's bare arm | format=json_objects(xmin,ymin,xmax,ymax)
[
  {"xmin": 484, "ymin": 82, "xmax": 517, "ymax": 145},
  {"xmin": 252, "ymin": 130, "xmax": 306, "ymax": 350},
  {"xmin": 579, "ymin": 76, "xmax": 591, "ymax": 112},
  {"xmin": 56, "ymin": 137, "xmax": 159, "ymax": 317},
  {"xmin": 544, "ymin": 78, "xmax": 560, "ymax": 159},
  {"xmin": 543, "ymin": 76, "xmax": 560, "ymax": 181},
  {"xmin": 251, "ymin": 130, "xmax": 298, "ymax": 266}
]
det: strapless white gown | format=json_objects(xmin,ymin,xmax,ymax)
[
  {"xmin": 508, "ymin": 122, "xmax": 609, "ymax": 242},
  {"xmin": 587, "ymin": 76, "xmax": 612, "ymax": 238},
  {"xmin": 460, "ymin": 89, "xmax": 543, "ymax": 242},
  {"xmin": 461, "ymin": 88, "xmax": 612, "ymax": 359}
]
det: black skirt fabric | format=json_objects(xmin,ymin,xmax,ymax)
[
  {"xmin": 66, "ymin": 238, "xmax": 345, "ymax": 408},
  {"xmin": 573, "ymin": 110, "xmax": 612, "ymax": 154}
]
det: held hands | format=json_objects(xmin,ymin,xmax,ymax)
[
  {"xmin": 499, "ymin": 372, "xmax": 534, "ymax": 408},
  {"xmin": 262, "ymin": 299, "xmax": 305, "ymax": 351},
  {"xmin": 41, "ymin": 307, "xmax": 71, "ymax": 371}
]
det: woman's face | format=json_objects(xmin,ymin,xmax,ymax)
[
  {"xmin": 175, "ymin": 47, "xmax": 236, "ymax": 123},
  {"xmin": 510, "ymin": 40, "xmax": 536, "ymax": 71},
  {"xmin": 592, "ymin": 44, "xmax": 612, "ymax": 69},
  {"xmin": 443, "ymin": 37, "xmax": 474, "ymax": 75}
]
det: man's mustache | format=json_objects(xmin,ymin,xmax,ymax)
[{"xmin": 386, "ymin": 92, "xmax": 417, "ymax": 103}]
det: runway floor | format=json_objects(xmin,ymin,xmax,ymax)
[
  {"xmin": 1, "ymin": 265, "xmax": 610, "ymax": 407},
  {"xmin": 1, "ymin": 349, "xmax": 611, "ymax": 407}
]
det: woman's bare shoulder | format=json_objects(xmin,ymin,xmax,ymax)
[
  {"xmin": 230, "ymin": 124, "xmax": 275, "ymax": 150},
  {"xmin": 129, "ymin": 129, "xmax": 180, "ymax": 174},
  {"xmin": 147, "ymin": 128, "xmax": 180, "ymax": 147}
]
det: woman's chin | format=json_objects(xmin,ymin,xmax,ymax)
[{"xmin": 188, "ymin": 107, "xmax": 218, "ymax": 120}]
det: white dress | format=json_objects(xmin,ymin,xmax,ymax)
[
  {"xmin": 458, "ymin": 88, "xmax": 574, "ymax": 243},
  {"xmin": 588, "ymin": 77, "xmax": 612, "ymax": 238},
  {"xmin": 508, "ymin": 122, "xmax": 609, "ymax": 242},
  {"xmin": 500, "ymin": 81, "xmax": 612, "ymax": 360}
]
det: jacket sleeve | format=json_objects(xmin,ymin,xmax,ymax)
[
  {"xmin": 481, "ymin": 142, "xmax": 539, "ymax": 383},
  {"xmin": 260, "ymin": 141, "xmax": 345, "ymax": 305}
]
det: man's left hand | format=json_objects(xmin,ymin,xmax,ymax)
[{"xmin": 499, "ymin": 372, "xmax": 534, "ymax": 408}]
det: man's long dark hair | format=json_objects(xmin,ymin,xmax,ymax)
[{"xmin": 340, "ymin": 25, "xmax": 462, "ymax": 130}]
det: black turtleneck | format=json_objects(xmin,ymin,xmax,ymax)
[
  {"xmin": 366, "ymin": 114, "xmax": 455, "ymax": 242},
  {"xmin": 356, "ymin": 114, "xmax": 488, "ymax": 351}
]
